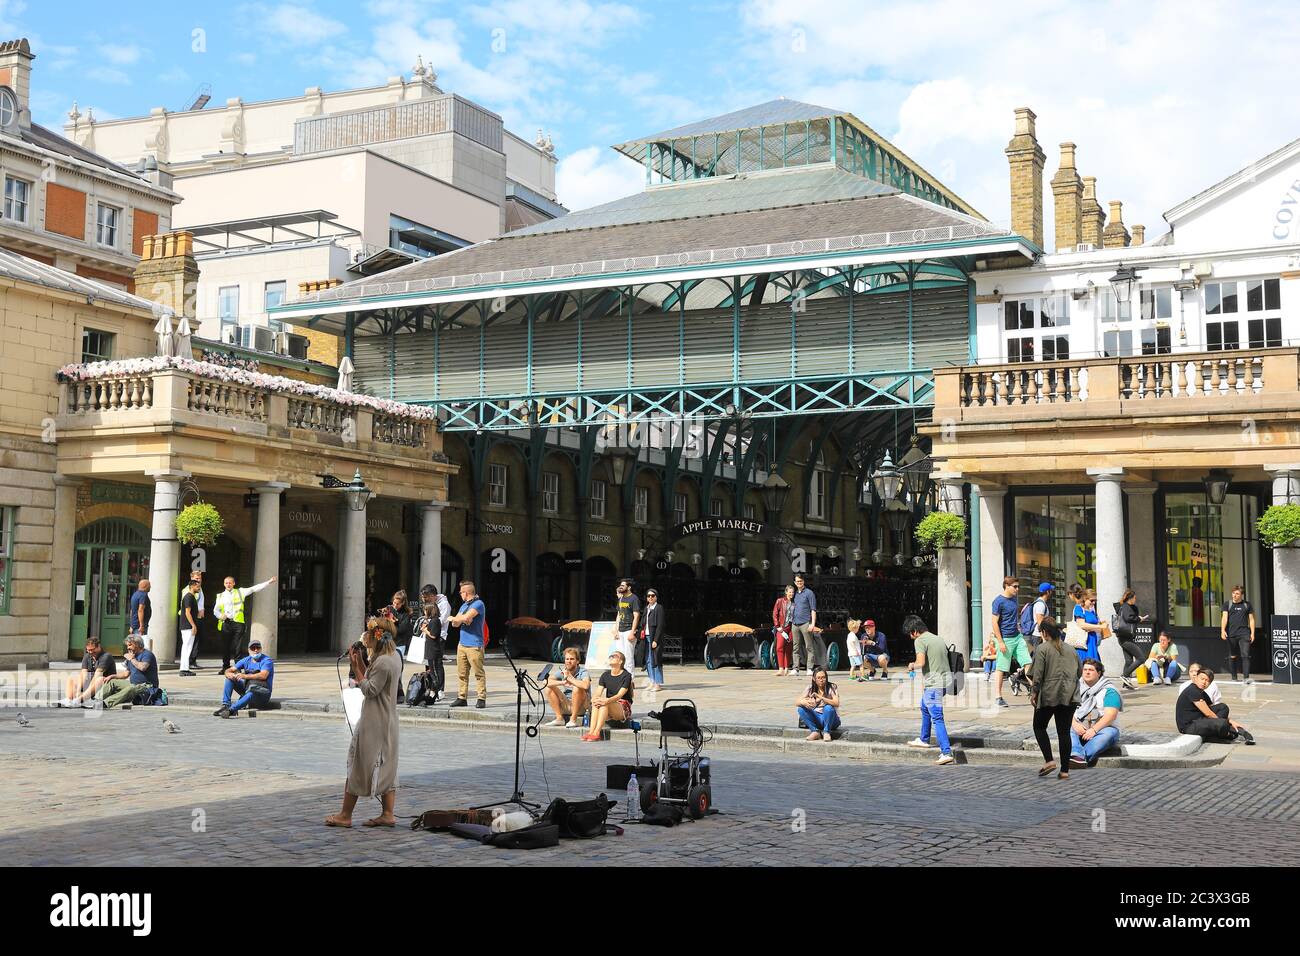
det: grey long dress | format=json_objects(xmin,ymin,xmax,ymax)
[{"xmin": 346, "ymin": 651, "xmax": 402, "ymax": 797}]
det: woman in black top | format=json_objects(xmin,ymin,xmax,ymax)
[
  {"xmin": 384, "ymin": 590, "xmax": 413, "ymax": 702},
  {"xmin": 1113, "ymin": 589, "xmax": 1147, "ymax": 688}
]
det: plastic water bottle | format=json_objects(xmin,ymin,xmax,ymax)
[{"xmin": 626, "ymin": 773, "xmax": 640, "ymax": 821}]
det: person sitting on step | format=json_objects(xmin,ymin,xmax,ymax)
[
  {"xmin": 543, "ymin": 648, "xmax": 590, "ymax": 729},
  {"xmin": 796, "ymin": 665, "xmax": 841, "ymax": 741}
]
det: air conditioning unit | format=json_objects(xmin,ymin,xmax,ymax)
[
  {"xmin": 237, "ymin": 324, "xmax": 276, "ymax": 353},
  {"xmin": 277, "ymin": 331, "xmax": 310, "ymax": 360}
]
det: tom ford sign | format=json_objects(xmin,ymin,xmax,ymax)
[{"xmin": 672, "ymin": 517, "xmax": 766, "ymax": 539}]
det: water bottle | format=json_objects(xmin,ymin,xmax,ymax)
[{"xmin": 626, "ymin": 773, "xmax": 640, "ymax": 821}]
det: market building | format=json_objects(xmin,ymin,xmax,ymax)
[{"xmin": 928, "ymin": 109, "xmax": 1300, "ymax": 673}]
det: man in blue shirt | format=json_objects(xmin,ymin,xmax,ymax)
[
  {"xmin": 790, "ymin": 573, "xmax": 819, "ymax": 676},
  {"xmin": 128, "ymin": 579, "xmax": 152, "ymax": 647},
  {"xmin": 99, "ymin": 634, "xmax": 158, "ymax": 708},
  {"xmin": 861, "ymin": 620, "xmax": 890, "ymax": 680},
  {"xmin": 448, "ymin": 580, "xmax": 487, "ymax": 708},
  {"xmin": 214, "ymin": 638, "xmax": 274, "ymax": 717},
  {"xmin": 990, "ymin": 576, "xmax": 1031, "ymax": 708}
]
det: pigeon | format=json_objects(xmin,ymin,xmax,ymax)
[
  {"xmin": 16, "ymin": 712, "xmax": 31, "ymax": 727},
  {"xmin": 162, "ymin": 718, "xmax": 181, "ymax": 734}
]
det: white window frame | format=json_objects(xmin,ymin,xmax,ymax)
[
  {"xmin": 95, "ymin": 202, "xmax": 120, "ymax": 248},
  {"xmin": 1003, "ymin": 293, "xmax": 1071, "ymax": 363},
  {"xmin": 808, "ymin": 469, "xmax": 826, "ymax": 520},
  {"xmin": 0, "ymin": 506, "xmax": 12, "ymax": 614},
  {"xmin": 3, "ymin": 176, "xmax": 31, "ymax": 224},
  {"xmin": 710, "ymin": 498, "xmax": 723, "ymax": 518},
  {"xmin": 673, "ymin": 492, "xmax": 687, "ymax": 526},
  {"xmin": 218, "ymin": 285, "xmax": 240, "ymax": 323},
  {"xmin": 488, "ymin": 463, "xmax": 507, "ymax": 507},
  {"xmin": 81, "ymin": 328, "xmax": 115, "ymax": 363},
  {"xmin": 542, "ymin": 471, "xmax": 559, "ymax": 514},
  {"xmin": 589, "ymin": 480, "xmax": 607, "ymax": 520},
  {"xmin": 1245, "ymin": 278, "xmax": 1282, "ymax": 350},
  {"xmin": 743, "ymin": 502, "xmax": 757, "ymax": 522},
  {"xmin": 634, "ymin": 486, "xmax": 649, "ymax": 525}
]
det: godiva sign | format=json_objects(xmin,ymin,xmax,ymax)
[{"xmin": 90, "ymin": 481, "xmax": 151, "ymax": 507}]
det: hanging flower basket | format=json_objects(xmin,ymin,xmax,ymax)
[
  {"xmin": 175, "ymin": 502, "xmax": 225, "ymax": 547},
  {"xmin": 1257, "ymin": 504, "xmax": 1300, "ymax": 549},
  {"xmin": 914, "ymin": 511, "xmax": 966, "ymax": 551}
]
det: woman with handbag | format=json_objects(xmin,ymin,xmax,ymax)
[
  {"xmin": 1028, "ymin": 618, "xmax": 1082, "ymax": 779},
  {"xmin": 326, "ymin": 616, "xmax": 402, "ymax": 828},
  {"xmin": 772, "ymin": 585, "xmax": 795, "ymax": 677},
  {"xmin": 1113, "ymin": 589, "xmax": 1147, "ymax": 689},
  {"xmin": 1071, "ymin": 589, "xmax": 1109, "ymax": 664}
]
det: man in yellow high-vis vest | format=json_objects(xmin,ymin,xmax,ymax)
[{"xmin": 213, "ymin": 575, "xmax": 276, "ymax": 670}]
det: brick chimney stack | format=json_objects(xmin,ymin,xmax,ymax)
[
  {"xmin": 1131, "ymin": 224, "xmax": 1145, "ymax": 246},
  {"xmin": 1102, "ymin": 200, "xmax": 1131, "ymax": 249},
  {"xmin": 133, "ymin": 231, "xmax": 199, "ymax": 319},
  {"xmin": 1051, "ymin": 142, "xmax": 1083, "ymax": 252},
  {"xmin": 1081, "ymin": 176, "xmax": 1105, "ymax": 248},
  {"xmin": 0, "ymin": 38, "xmax": 34, "ymax": 130},
  {"xmin": 1005, "ymin": 107, "xmax": 1045, "ymax": 249}
]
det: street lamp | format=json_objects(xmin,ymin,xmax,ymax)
[
  {"xmin": 898, "ymin": 442, "xmax": 933, "ymax": 503},
  {"xmin": 1109, "ymin": 264, "xmax": 1140, "ymax": 308},
  {"xmin": 1202, "ymin": 470, "xmax": 1232, "ymax": 506},
  {"xmin": 318, "ymin": 468, "xmax": 372, "ymax": 512},
  {"xmin": 760, "ymin": 473, "xmax": 790, "ymax": 519},
  {"xmin": 606, "ymin": 445, "xmax": 636, "ymax": 487},
  {"xmin": 872, "ymin": 450, "xmax": 905, "ymax": 506}
]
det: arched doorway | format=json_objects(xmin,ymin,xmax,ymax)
[
  {"xmin": 185, "ymin": 535, "xmax": 246, "ymax": 658},
  {"xmin": 440, "ymin": 544, "xmax": 464, "ymax": 600},
  {"xmin": 584, "ymin": 556, "xmax": 617, "ymax": 620},
  {"xmin": 628, "ymin": 559, "xmax": 653, "ymax": 585},
  {"xmin": 479, "ymin": 547, "xmax": 520, "ymax": 640},
  {"xmin": 70, "ymin": 518, "xmax": 150, "ymax": 656},
  {"xmin": 280, "ymin": 533, "xmax": 334, "ymax": 654},
  {"xmin": 366, "ymin": 538, "xmax": 402, "ymax": 615},
  {"xmin": 535, "ymin": 552, "xmax": 570, "ymax": 622}
]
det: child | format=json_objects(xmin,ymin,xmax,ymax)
[
  {"xmin": 981, "ymin": 637, "xmax": 998, "ymax": 681},
  {"xmin": 845, "ymin": 618, "xmax": 866, "ymax": 682}
]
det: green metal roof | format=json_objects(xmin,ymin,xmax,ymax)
[{"xmin": 613, "ymin": 98, "xmax": 845, "ymax": 154}]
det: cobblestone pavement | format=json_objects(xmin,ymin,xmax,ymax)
[{"xmin": 3, "ymin": 706, "xmax": 1300, "ymax": 866}]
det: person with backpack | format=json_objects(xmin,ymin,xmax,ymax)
[
  {"xmin": 1112, "ymin": 589, "xmax": 1147, "ymax": 689},
  {"xmin": 1028, "ymin": 617, "xmax": 1082, "ymax": 779},
  {"xmin": 990, "ymin": 577, "xmax": 1032, "ymax": 708},
  {"xmin": 904, "ymin": 614, "xmax": 955, "ymax": 766}
]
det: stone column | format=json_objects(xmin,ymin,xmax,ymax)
[
  {"xmin": 145, "ymin": 469, "xmax": 190, "ymax": 664},
  {"xmin": 934, "ymin": 474, "xmax": 969, "ymax": 659},
  {"xmin": 250, "ymin": 482, "xmax": 289, "ymax": 657},
  {"xmin": 46, "ymin": 477, "xmax": 80, "ymax": 662},
  {"xmin": 1124, "ymin": 483, "xmax": 1159, "ymax": 615},
  {"xmin": 339, "ymin": 497, "xmax": 369, "ymax": 652},
  {"xmin": 975, "ymin": 484, "xmax": 1007, "ymax": 638},
  {"xmin": 419, "ymin": 502, "xmax": 445, "ymax": 592},
  {"xmin": 1266, "ymin": 465, "xmax": 1300, "ymax": 615},
  {"xmin": 333, "ymin": 502, "xmax": 349, "ymax": 649},
  {"xmin": 1088, "ymin": 468, "xmax": 1127, "ymax": 616}
]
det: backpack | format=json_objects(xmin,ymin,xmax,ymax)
[
  {"xmin": 540, "ymin": 794, "xmax": 612, "ymax": 839},
  {"xmin": 945, "ymin": 645, "xmax": 966, "ymax": 696},
  {"xmin": 406, "ymin": 671, "xmax": 430, "ymax": 707},
  {"xmin": 1017, "ymin": 600, "xmax": 1038, "ymax": 637},
  {"xmin": 141, "ymin": 687, "xmax": 168, "ymax": 706}
]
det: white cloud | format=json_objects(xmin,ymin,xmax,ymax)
[
  {"xmin": 99, "ymin": 44, "xmax": 142, "ymax": 66},
  {"xmin": 249, "ymin": 2, "xmax": 348, "ymax": 45},
  {"xmin": 556, "ymin": 145, "xmax": 644, "ymax": 211},
  {"xmin": 86, "ymin": 66, "xmax": 131, "ymax": 86},
  {"xmin": 740, "ymin": 0, "xmax": 1300, "ymax": 238}
]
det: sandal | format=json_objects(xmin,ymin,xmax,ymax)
[
  {"xmin": 324, "ymin": 814, "xmax": 352, "ymax": 828},
  {"xmin": 363, "ymin": 816, "xmax": 397, "ymax": 828},
  {"xmin": 1057, "ymin": 771, "xmax": 1070, "ymax": 780},
  {"xmin": 1037, "ymin": 762, "xmax": 1057, "ymax": 777}
]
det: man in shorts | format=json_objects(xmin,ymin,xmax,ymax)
[{"xmin": 990, "ymin": 576, "xmax": 1032, "ymax": 708}]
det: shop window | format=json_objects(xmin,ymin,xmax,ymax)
[
  {"xmin": 0, "ymin": 506, "xmax": 11, "ymax": 614},
  {"xmin": 488, "ymin": 463, "xmax": 507, "ymax": 506},
  {"xmin": 1012, "ymin": 492, "xmax": 1096, "ymax": 611},
  {"xmin": 1165, "ymin": 493, "xmax": 1260, "ymax": 629},
  {"xmin": 589, "ymin": 480, "xmax": 606, "ymax": 519},
  {"xmin": 542, "ymin": 471, "xmax": 559, "ymax": 514}
]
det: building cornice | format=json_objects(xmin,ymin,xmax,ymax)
[{"xmin": 0, "ymin": 133, "xmax": 180, "ymax": 204}]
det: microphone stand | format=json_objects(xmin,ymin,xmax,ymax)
[{"xmin": 473, "ymin": 638, "xmax": 542, "ymax": 813}]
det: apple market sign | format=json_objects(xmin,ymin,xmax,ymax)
[{"xmin": 672, "ymin": 517, "xmax": 766, "ymax": 540}]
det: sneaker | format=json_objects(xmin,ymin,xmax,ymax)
[
  {"xmin": 935, "ymin": 754, "xmax": 955, "ymax": 766},
  {"xmin": 475, "ymin": 699, "xmax": 486, "ymax": 709},
  {"xmin": 906, "ymin": 738, "xmax": 936, "ymax": 749},
  {"xmin": 822, "ymin": 732, "xmax": 832, "ymax": 742},
  {"xmin": 1238, "ymin": 728, "xmax": 1256, "ymax": 745},
  {"xmin": 880, "ymin": 672, "xmax": 889, "ymax": 680},
  {"xmin": 1121, "ymin": 677, "xmax": 1136, "ymax": 690},
  {"xmin": 1245, "ymin": 678, "xmax": 1255, "ymax": 685},
  {"xmin": 57, "ymin": 697, "xmax": 75, "ymax": 708},
  {"xmin": 449, "ymin": 698, "xmax": 468, "ymax": 708},
  {"xmin": 547, "ymin": 718, "xmax": 566, "ymax": 727},
  {"xmin": 806, "ymin": 669, "xmax": 815, "ymax": 677},
  {"xmin": 179, "ymin": 670, "xmax": 195, "ymax": 678},
  {"xmin": 565, "ymin": 720, "xmax": 579, "ymax": 729},
  {"xmin": 1069, "ymin": 754, "xmax": 1087, "ymax": 767},
  {"xmin": 212, "ymin": 705, "xmax": 231, "ymax": 718},
  {"xmin": 996, "ymin": 697, "xmax": 1009, "ymax": 708}
]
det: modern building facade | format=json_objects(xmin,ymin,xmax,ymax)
[{"xmin": 929, "ymin": 109, "xmax": 1300, "ymax": 673}]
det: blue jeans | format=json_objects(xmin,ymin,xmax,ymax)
[
  {"xmin": 223, "ymin": 678, "xmax": 271, "ymax": 713},
  {"xmin": 646, "ymin": 642, "xmax": 664, "ymax": 685},
  {"xmin": 1144, "ymin": 659, "xmax": 1181, "ymax": 682},
  {"xmin": 982, "ymin": 659, "xmax": 995, "ymax": 676},
  {"xmin": 919, "ymin": 687, "xmax": 952, "ymax": 755},
  {"xmin": 798, "ymin": 705, "xmax": 840, "ymax": 735},
  {"xmin": 1070, "ymin": 725, "xmax": 1119, "ymax": 762}
]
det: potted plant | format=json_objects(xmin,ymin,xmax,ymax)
[
  {"xmin": 175, "ymin": 502, "xmax": 225, "ymax": 547},
  {"xmin": 1257, "ymin": 504, "xmax": 1300, "ymax": 548},
  {"xmin": 914, "ymin": 511, "xmax": 966, "ymax": 551}
]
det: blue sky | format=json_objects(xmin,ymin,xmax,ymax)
[{"xmin": 7, "ymin": 0, "xmax": 1300, "ymax": 235}]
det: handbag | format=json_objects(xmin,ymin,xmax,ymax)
[
  {"xmin": 540, "ymin": 794, "xmax": 611, "ymax": 839},
  {"xmin": 1065, "ymin": 620, "xmax": 1089, "ymax": 650},
  {"xmin": 634, "ymin": 637, "xmax": 648, "ymax": 669}
]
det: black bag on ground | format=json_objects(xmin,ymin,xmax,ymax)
[
  {"xmin": 486, "ymin": 822, "xmax": 560, "ymax": 849},
  {"xmin": 541, "ymin": 794, "xmax": 611, "ymax": 838},
  {"xmin": 634, "ymin": 638, "xmax": 648, "ymax": 669},
  {"xmin": 640, "ymin": 802, "xmax": 684, "ymax": 826},
  {"xmin": 946, "ymin": 644, "xmax": 966, "ymax": 696},
  {"xmin": 406, "ymin": 671, "xmax": 430, "ymax": 707}
]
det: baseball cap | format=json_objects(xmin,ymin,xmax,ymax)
[
  {"xmin": 248, "ymin": 638, "xmax": 263, "ymax": 649},
  {"xmin": 1039, "ymin": 582, "xmax": 1054, "ymax": 593},
  {"xmin": 864, "ymin": 619, "xmax": 875, "ymax": 627}
]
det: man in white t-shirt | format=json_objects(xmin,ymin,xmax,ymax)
[{"xmin": 1029, "ymin": 582, "xmax": 1053, "ymax": 649}]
